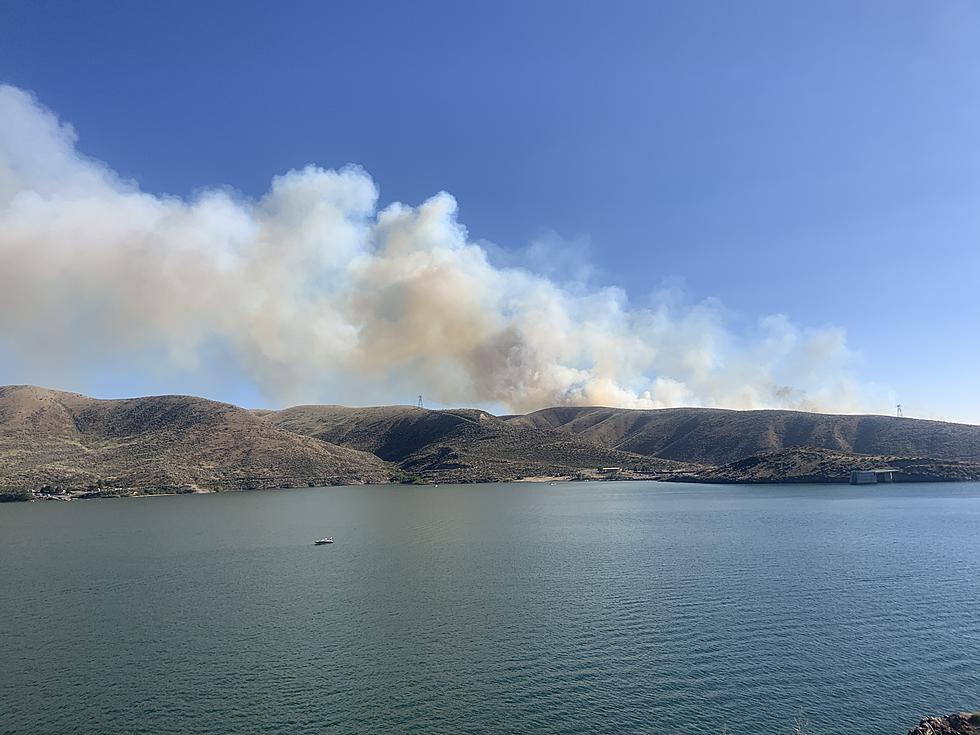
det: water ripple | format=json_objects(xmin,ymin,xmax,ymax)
[{"xmin": 2, "ymin": 481, "xmax": 980, "ymax": 734}]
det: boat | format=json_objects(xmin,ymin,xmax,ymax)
[{"xmin": 314, "ymin": 537, "xmax": 334, "ymax": 545}]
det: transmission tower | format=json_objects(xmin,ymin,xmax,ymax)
[
  {"xmin": 896, "ymin": 404, "xmax": 903, "ymax": 418},
  {"xmin": 417, "ymin": 395, "xmax": 424, "ymax": 409}
]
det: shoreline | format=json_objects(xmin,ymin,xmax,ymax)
[{"xmin": 4, "ymin": 472, "xmax": 977, "ymax": 504}]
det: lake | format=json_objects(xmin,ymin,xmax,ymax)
[{"xmin": 1, "ymin": 481, "xmax": 979, "ymax": 734}]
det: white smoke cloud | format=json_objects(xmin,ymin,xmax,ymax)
[{"xmin": 0, "ymin": 84, "xmax": 884, "ymax": 413}]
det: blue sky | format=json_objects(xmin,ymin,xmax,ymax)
[{"xmin": 1, "ymin": 1, "xmax": 978, "ymax": 420}]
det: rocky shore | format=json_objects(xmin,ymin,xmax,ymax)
[{"xmin": 908, "ymin": 713, "xmax": 980, "ymax": 735}]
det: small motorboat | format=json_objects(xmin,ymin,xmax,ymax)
[{"xmin": 314, "ymin": 537, "xmax": 334, "ymax": 545}]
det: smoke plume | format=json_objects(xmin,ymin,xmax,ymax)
[{"xmin": 0, "ymin": 85, "xmax": 878, "ymax": 412}]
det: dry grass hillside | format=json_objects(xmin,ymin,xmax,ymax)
[
  {"xmin": 261, "ymin": 404, "xmax": 695, "ymax": 482},
  {"xmin": 6, "ymin": 385, "xmax": 980, "ymax": 499},
  {"xmin": 680, "ymin": 447, "xmax": 980, "ymax": 484},
  {"xmin": 508, "ymin": 406, "xmax": 980, "ymax": 465},
  {"xmin": 0, "ymin": 385, "xmax": 390, "ymax": 497}
]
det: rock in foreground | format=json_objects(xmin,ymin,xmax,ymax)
[{"xmin": 909, "ymin": 713, "xmax": 980, "ymax": 735}]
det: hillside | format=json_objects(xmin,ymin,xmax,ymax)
[
  {"xmin": 508, "ymin": 406, "xmax": 980, "ymax": 466},
  {"xmin": 678, "ymin": 447, "xmax": 980, "ymax": 484},
  {"xmin": 265, "ymin": 403, "xmax": 980, "ymax": 484},
  {"xmin": 0, "ymin": 385, "xmax": 391, "ymax": 498},
  {"xmin": 261, "ymin": 404, "xmax": 695, "ymax": 483},
  {"xmin": 5, "ymin": 385, "xmax": 980, "ymax": 499}
]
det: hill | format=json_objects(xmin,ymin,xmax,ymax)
[
  {"xmin": 261, "ymin": 404, "xmax": 694, "ymax": 483},
  {"xmin": 507, "ymin": 406, "xmax": 980, "ymax": 465},
  {"xmin": 5, "ymin": 385, "xmax": 980, "ymax": 499},
  {"xmin": 0, "ymin": 385, "xmax": 390, "ymax": 498},
  {"xmin": 676, "ymin": 447, "xmax": 980, "ymax": 484}
]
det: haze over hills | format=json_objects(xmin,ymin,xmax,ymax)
[{"xmin": 4, "ymin": 384, "xmax": 980, "ymax": 499}]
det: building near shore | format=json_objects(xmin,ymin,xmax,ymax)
[{"xmin": 850, "ymin": 469, "xmax": 895, "ymax": 485}]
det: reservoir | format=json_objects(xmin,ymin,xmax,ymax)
[{"xmin": 1, "ymin": 481, "xmax": 978, "ymax": 734}]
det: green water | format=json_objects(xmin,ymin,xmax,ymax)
[{"xmin": 1, "ymin": 481, "xmax": 979, "ymax": 734}]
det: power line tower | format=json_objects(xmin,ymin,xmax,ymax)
[
  {"xmin": 417, "ymin": 395, "xmax": 424, "ymax": 409},
  {"xmin": 896, "ymin": 404, "xmax": 904, "ymax": 418}
]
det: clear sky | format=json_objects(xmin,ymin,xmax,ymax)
[{"xmin": 1, "ymin": 1, "xmax": 978, "ymax": 421}]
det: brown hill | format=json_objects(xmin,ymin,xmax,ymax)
[
  {"xmin": 508, "ymin": 407, "xmax": 980, "ymax": 466},
  {"xmin": 0, "ymin": 385, "xmax": 390, "ymax": 496},
  {"xmin": 261, "ymin": 404, "xmax": 695, "ymax": 482},
  {"xmin": 678, "ymin": 447, "xmax": 980, "ymax": 484},
  {"xmin": 6, "ymin": 385, "xmax": 980, "ymax": 497}
]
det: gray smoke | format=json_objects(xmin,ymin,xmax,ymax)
[{"xmin": 0, "ymin": 84, "xmax": 883, "ymax": 412}]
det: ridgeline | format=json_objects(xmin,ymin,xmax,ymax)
[{"xmin": 3, "ymin": 385, "xmax": 980, "ymax": 500}]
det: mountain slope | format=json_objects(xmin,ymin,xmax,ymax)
[
  {"xmin": 261, "ymin": 404, "xmax": 696, "ymax": 482},
  {"xmin": 0, "ymin": 385, "xmax": 390, "ymax": 495},
  {"xmin": 678, "ymin": 447, "xmax": 980, "ymax": 484},
  {"xmin": 6, "ymin": 385, "xmax": 980, "ymax": 496},
  {"xmin": 508, "ymin": 407, "xmax": 980, "ymax": 465}
]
